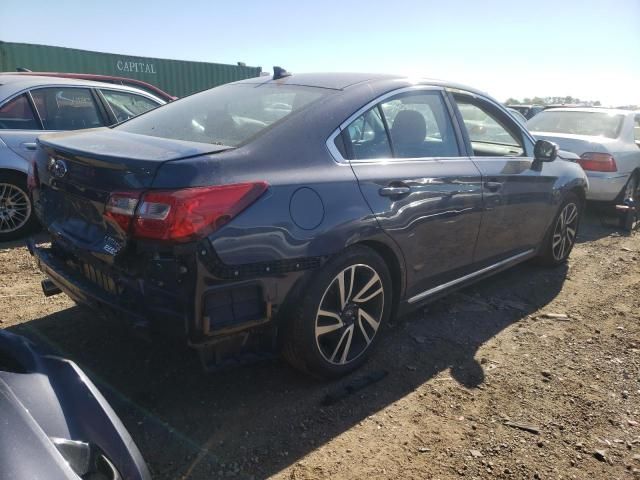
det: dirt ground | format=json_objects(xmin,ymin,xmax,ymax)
[{"xmin": 1, "ymin": 208, "xmax": 639, "ymax": 480}]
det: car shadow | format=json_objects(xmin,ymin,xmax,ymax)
[
  {"xmin": 8, "ymin": 257, "xmax": 568, "ymax": 480},
  {"xmin": 0, "ymin": 231, "xmax": 48, "ymax": 251}
]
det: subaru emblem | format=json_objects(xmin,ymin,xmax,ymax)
[{"xmin": 49, "ymin": 158, "xmax": 68, "ymax": 179}]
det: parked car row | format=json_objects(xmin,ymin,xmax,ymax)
[{"xmin": 0, "ymin": 74, "xmax": 166, "ymax": 241}]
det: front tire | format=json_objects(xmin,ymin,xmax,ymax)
[
  {"xmin": 537, "ymin": 192, "xmax": 582, "ymax": 266},
  {"xmin": 0, "ymin": 172, "xmax": 38, "ymax": 242},
  {"xmin": 281, "ymin": 245, "xmax": 392, "ymax": 378}
]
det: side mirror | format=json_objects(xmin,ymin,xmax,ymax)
[{"xmin": 534, "ymin": 139, "xmax": 558, "ymax": 162}]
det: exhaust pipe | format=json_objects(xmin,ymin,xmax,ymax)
[{"xmin": 41, "ymin": 278, "xmax": 62, "ymax": 297}]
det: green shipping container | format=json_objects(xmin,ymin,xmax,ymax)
[{"xmin": 0, "ymin": 41, "xmax": 262, "ymax": 98}]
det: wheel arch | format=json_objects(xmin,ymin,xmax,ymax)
[{"xmin": 356, "ymin": 239, "xmax": 405, "ymax": 316}]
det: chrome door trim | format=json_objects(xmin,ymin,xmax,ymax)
[{"xmin": 407, "ymin": 248, "xmax": 535, "ymax": 304}]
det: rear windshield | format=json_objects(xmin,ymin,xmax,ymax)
[
  {"xmin": 527, "ymin": 111, "xmax": 624, "ymax": 139},
  {"xmin": 116, "ymin": 84, "xmax": 329, "ymax": 147}
]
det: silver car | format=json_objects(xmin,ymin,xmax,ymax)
[
  {"xmin": 0, "ymin": 74, "xmax": 165, "ymax": 240},
  {"xmin": 528, "ymin": 108, "xmax": 640, "ymax": 203}
]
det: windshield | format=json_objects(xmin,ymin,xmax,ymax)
[
  {"xmin": 116, "ymin": 84, "xmax": 329, "ymax": 147},
  {"xmin": 527, "ymin": 110, "xmax": 624, "ymax": 139}
]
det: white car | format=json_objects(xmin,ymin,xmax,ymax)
[
  {"xmin": 0, "ymin": 74, "xmax": 165, "ymax": 241},
  {"xmin": 528, "ymin": 108, "xmax": 640, "ymax": 203}
]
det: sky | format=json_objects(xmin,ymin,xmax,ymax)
[{"xmin": 1, "ymin": 0, "xmax": 639, "ymax": 106}]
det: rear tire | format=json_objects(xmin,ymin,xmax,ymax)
[
  {"xmin": 0, "ymin": 172, "xmax": 38, "ymax": 242},
  {"xmin": 281, "ymin": 245, "xmax": 392, "ymax": 378},
  {"xmin": 536, "ymin": 192, "xmax": 582, "ymax": 266}
]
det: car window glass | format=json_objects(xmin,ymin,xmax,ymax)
[
  {"xmin": 633, "ymin": 115, "xmax": 640, "ymax": 145},
  {"xmin": 118, "ymin": 84, "xmax": 328, "ymax": 148},
  {"xmin": 30, "ymin": 88, "xmax": 104, "ymax": 130},
  {"xmin": 344, "ymin": 107, "xmax": 392, "ymax": 160},
  {"xmin": 380, "ymin": 92, "xmax": 459, "ymax": 158},
  {"xmin": 101, "ymin": 90, "xmax": 159, "ymax": 123},
  {"xmin": 0, "ymin": 94, "xmax": 39, "ymax": 130},
  {"xmin": 527, "ymin": 110, "xmax": 624, "ymax": 139},
  {"xmin": 455, "ymin": 98, "xmax": 524, "ymax": 156}
]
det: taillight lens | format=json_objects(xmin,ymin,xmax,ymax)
[
  {"xmin": 578, "ymin": 152, "xmax": 617, "ymax": 172},
  {"xmin": 105, "ymin": 192, "xmax": 141, "ymax": 231},
  {"xmin": 105, "ymin": 182, "xmax": 268, "ymax": 242}
]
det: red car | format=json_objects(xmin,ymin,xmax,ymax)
[{"xmin": 11, "ymin": 71, "xmax": 176, "ymax": 102}]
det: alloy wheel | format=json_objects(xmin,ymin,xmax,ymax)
[
  {"xmin": 0, "ymin": 183, "xmax": 31, "ymax": 234},
  {"xmin": 315, "ymin": 264, "xmax": 385, "ymax": 365},
  {"xmin": 552, "ymin": 202, "xmax": 579, "ymax": 261}
]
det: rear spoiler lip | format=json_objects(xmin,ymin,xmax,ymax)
[{"xmin": 37, "ymin": 134, "xmax": 233, "ymax": 170}]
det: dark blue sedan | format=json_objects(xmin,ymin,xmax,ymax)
[{"xmin": 28, "ymin": 71, "xmax": 588, "ymax": 377}]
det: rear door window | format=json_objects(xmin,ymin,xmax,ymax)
[
  {"xmin": 30, "ymin": 87, "xmax": 105, "ymax": 130},
  {"xmin": 0, "ymin": 94, "xmax": 40, "ymax": 130},
  {"xmin": 454, "ymin": 96, "xmax": 524, "ymax": 157},
  {"xmin": 100, "ymin": 90, "xmax": 160, "ymax": 123},
  {"xmin": 380, "ymin": 91, "xmax": 459, "ymax": 158}
]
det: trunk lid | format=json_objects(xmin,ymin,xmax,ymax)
[
  {"xmin": 531, "ymin": 131, "xmax": 614, "ymax": 156},
  {"xmin": 34, "ymin": 128, "xmax": 229, "ymax": 261}
]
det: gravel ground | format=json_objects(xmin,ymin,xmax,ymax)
[{"xmin": 1, "ymin": 209, "xmax": 639, "ymax": 480}]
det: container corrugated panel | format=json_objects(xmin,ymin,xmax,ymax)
[{"xmin": 0, "ymin": 41, "xmax": 261, "ymax": 97}]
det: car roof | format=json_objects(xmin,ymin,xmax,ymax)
[
  {"xmin": 540, "ymin": 106, "xmax": 632, "ymax": 115},
  {"xmin": 0, "ymin": 73, "xmax": 164, "ymax": 102},
  {"xmin": 233, "ymin": 72, "xmax": 489, "ymax": 96},
  {"xmin": 8, "ymin": 72, "xmax": 175, "ymax": 101}
]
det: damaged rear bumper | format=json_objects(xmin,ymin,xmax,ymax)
[{"xmin": 27, "ymin": 237, "xmax": 311, "ymax": 355}]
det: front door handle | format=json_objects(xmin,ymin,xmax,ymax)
[
  {"xmin": 22, "ymin": 142, "xmax": 37, "ymax": 151},
  {"xmin": 484, "ymin": 181, "xmax": 503, "ymax": 192},
  {"xmin": 379, "ymin": 185, "xmax": 411, "ymax": 197}
]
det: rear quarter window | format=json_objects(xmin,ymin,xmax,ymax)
[{"xmin": 0, "ymin": 94, "xmax": 39, "ymax": 130}]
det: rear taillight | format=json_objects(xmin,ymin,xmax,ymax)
[
  {"xmin": 105, "ymin": 192, "xmax": 141, "ymax": 231},
  {"xmin": 105, "ymin": 182, "xmax": 268, "ymax": 242},
  {"xmin": 578, "ymin": 152, "xmax": 617, "ymax": 172}
]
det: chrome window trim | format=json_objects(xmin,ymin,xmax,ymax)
[
  {"xmin": 407, "ymin": 249, "xmax": 536, "ymax": 304},
  {"xmin": 346, "ymin": 156, "xmax": 477, "ymax": 166},
  {"xmin": 325, "ymin": 85, "xmax": 445, "ymax": 164}
]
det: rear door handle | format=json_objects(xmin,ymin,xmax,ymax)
[
  {"xmin": 484, "ymin": 181, "xmax": 503, "ymax": 192},
  {"xmin": 22, "ymin": 142, "xmax": 37, "ymax": 151},
  {"xmin": 379, "ymin": 185, "xmax": 411, "ymax": 197}
]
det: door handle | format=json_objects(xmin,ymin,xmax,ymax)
[
  {"xmin": 22, "ymin": 142, "xmax": 37, "ymax": 151},
  {"xmin": 379, "ymin": 185, "xmax": 411, "ymax": 197},
  {"xmin": 484, "ymin": 181, "xmax": 503, "ymax": 192}
]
